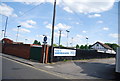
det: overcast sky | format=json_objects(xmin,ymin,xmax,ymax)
[{"xmin": 0, "ymin": 0, "xmax": 119, "ymax": 46}]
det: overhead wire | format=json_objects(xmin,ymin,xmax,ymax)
[
  {"xmin": 5, "ymin": 2, "xmax": 44, "ymax": 25},
  {"xmin": 0, "ymin": 2, "xmax": 44, "ymax": 39}
]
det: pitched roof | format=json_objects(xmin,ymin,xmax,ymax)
[
  {"xmin": 92, "ymin": 41, "xmax": 113, "ymax": 50},
  {"xmin": 2, "ymin": 38, "xmax": 13, "ymax": 44}
]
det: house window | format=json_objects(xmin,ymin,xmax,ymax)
[
  {"xmin": 96, "ymin": 43, "xmax": 99, "ymax": 49},
  {"xmin": 97, "ymin": 44, "xmax": 99, "ymax": 46}
]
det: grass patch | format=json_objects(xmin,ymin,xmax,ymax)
[{"xmin": 63, "ymin": 59, "xmax": 68, "ymax": 62}]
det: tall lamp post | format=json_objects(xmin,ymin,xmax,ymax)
[
  {"xmin": 4, "ymin": 16, "xmax": 8, "ymax": 38},
  {"xmin": 66, "ymin": 30, "xmax": 70, "ymax": 47},
  {"xmin": 25, "ymin": 39, "xmax": 28, "ymax": 44},
  {"xmin": 1, "ymin": 30, "xmax": 4, "ymax": 39},
  {"xmin": 71, "ymin": 37, "xmax": 73, "ymax": 47},
  {"xmin": 50, "ymin": 0, "xmax": 56, "ymax": 63},
  {"xmin": 86, "ymin": 37, "xmax": 88, "ymax": 49},
  {"xmin": 16, "ymin": 25, "xmax": 21, "ymax": 42},
  {"xmin": 58, "ymin": 29, "xmax": 62, "ymax": 47},
  {"xmin": 86, "ymin": 37, "xmax": 88, "ymax": 45}
]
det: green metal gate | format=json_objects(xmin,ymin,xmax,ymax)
[{"xmin": 30, "ymin": 46, "xmax": 42, "ymax": 61}]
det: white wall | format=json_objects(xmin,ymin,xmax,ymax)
[
  {"xmin": 91, "ymin": 43, "xmax": 107, "ymax": 52},
  {"xmin": 106, "ymin": 49, "xmax": 116, "ymax": 54}
]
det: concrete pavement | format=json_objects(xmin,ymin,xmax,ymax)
[{"xmin": 1, "ymin": 53, "xmax": 116, "ymax": 79}]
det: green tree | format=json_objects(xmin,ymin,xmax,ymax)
[
  {"xmin": 84, "ymin": 45, "xmax": 88, "ymax": 49},
  {"xmin": 33, "ymin": 40, "xmax": 39, "ymax": 44},
  {"xmin": 79, "ymin": 45, "xmax": 91, "ymax": 49},
  {"xmin": 80, "ymin": 45, "xmax": 84, "ymax": 49},
  {"xmin": 53, "ymin": 44, "xmax": 58, "ymax": 47},
  {"xmin": 33, "ymin": 40, "xmax": 41, "ymax": 45},
  {"xmin": 38, "ymin": 42, "xmax": 41, "ymax": 45},
  {"xmin": 112, "ymin": 44, "xmax": 119, "ymax": 51},
  {"xmin": 76, "ymin": 44, "xmax": 79, "ymax": 49},
  {"xmin": 88, "ymin": 45, "xmax": 92, "ymax": 49},
  {"xmin": 59, "ymin": 45, "xmax": 64, "ymax": 47},
  {"xmin": 105, "ymin": 43, "xmax": 119, "ymax": 51}
]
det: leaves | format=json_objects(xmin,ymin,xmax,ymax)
[
  {"xmin": 105, "ymin": 43, "xmax": 119, "ymax": 51},
  {"xmin": 33, "ymin": 40, "xmax": 41, "ymax": 45}
]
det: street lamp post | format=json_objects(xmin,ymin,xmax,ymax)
[
  {"xmin": 86, "ymin": 37, "xmax": 88, "ymax": 49},
  {"xmin": 71, "ymin": 37, "xmax": 73, "ymax": 47},
  {"xmin": 25, "ymin": 39, "xmax": 28, "ymax": 44},
  {"xmin": 86, "ymin": 37, "xmax": 88, "ymax": 45},
  {"xmin": 66, "ymin": 30, "xmax": 70, "ymax": 47},
  {"xmin": 16, "ymin": 25, "xmax": 21, "ymax": 42},
  {"xmin": 1, "ymin": 30, "xmax": 4, "ymax": 39},
  {"xmin": 58, "ymin": 29, "xmax": 62, "ymax": 47},
  {"xmin": 4, "ymin": 16, "xmax": 8, "ymax": 38}
]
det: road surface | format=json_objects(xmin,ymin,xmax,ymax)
[{"xmin": 2, "ymin": 56, "xmax": 64, "ymax": 79}]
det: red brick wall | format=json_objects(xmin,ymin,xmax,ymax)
[
  {"xmin": 2, "ymin": 38, "xmax": 13, "ymax": 44},
  {"xmin": 3, "ymin": 44, "xmax": 31, "ymax": 59}
]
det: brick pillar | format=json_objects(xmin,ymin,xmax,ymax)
[{"xmin": 41, "ymin": 45, "xmax": 49, "ymax": 63}]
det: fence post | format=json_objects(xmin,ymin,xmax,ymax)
[
  {"xmin": 45, "ymin": 46, "xmax": 49, "ymax": 63},
  {"xmin": 0, "ymin": 42, "xmax": 2, "ymax": 53},
  {"xmin": 42, "ymin": 45, "xmax": 49, "ymax": 64}
]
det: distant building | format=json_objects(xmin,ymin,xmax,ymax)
[
  {"xmin": 2, "ymin": 38, "xmax": 23, "ymax": 44},
  {"xmin": 91, "ymin": 42, "xmax": 116, "ymax": 54},
  {"xmin": 2, "ymin": 38, "xmax": 13, "ymax": 44},
  {"xmin": 13, "ymin": 42, "xmax": 23, "ymax": 44}
]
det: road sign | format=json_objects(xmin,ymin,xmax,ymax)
[
  {"xmin": 44, "ymin": 36, "xmax": 47, "ymax": 42},
  {"xmin": 54, "ymin": 48, "xmax": 76, "ymax": 56},
  {"xmin": 43, "ymin": 41, "xmax": 47, "ymax": 44}
]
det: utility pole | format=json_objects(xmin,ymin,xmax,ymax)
[
  {"xmin": 4, "ymin": 16, "xmax": 8, "ymax": 38},
  {"xmin": 58, "ymin": 29, "xmax": 62, "ymax": 47},
  {"xmin": 50, "ymin": 0, "xmax": 56, "ymax": 63},
  {"xmin": 16, "ymin": 25, "xmax": 21, "ymax": 42},
  {"xmin": 66, "ymin": 30, "xmax": 70, "ymax": 47},
  {"xmin": 71, "ymin": 37, "xmax": 73, "ymax": 47}
]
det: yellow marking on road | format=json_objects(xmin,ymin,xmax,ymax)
[{"xmin": 2, "ymin": 56, "xmax": 69, "ymax": 79}]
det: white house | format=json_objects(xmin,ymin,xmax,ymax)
[{"xmin": 91, "ymin": 42, "xmax": 116, "ymax": 54}]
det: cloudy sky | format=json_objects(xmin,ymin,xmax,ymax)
[{"xmin": 0, "ymin": 0, "xmax": 119, "ymax": 46}]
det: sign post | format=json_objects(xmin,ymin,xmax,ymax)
[{"xmin": 43, "ymin": 36, "xmax": 47, "ymax": 64}]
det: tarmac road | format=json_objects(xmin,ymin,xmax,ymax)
[
  {"xmin": 2, "ymin": 56, "xmax": 65, "ymax": 79},
  {"xmin": 1, "ymin": 53, "xmax": 117, "ymax": 80}
]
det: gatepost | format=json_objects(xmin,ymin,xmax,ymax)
[
  {"xmin": 0, "ymin": 41, "xmax": 2, "ymax": 53},
  {"xmin": 42, "ymin": 36, "xmax": 49, "ymax": 64},
  {"xmin": 0, "ymin": 44, "xmax": 1, "ymax": 81}
]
